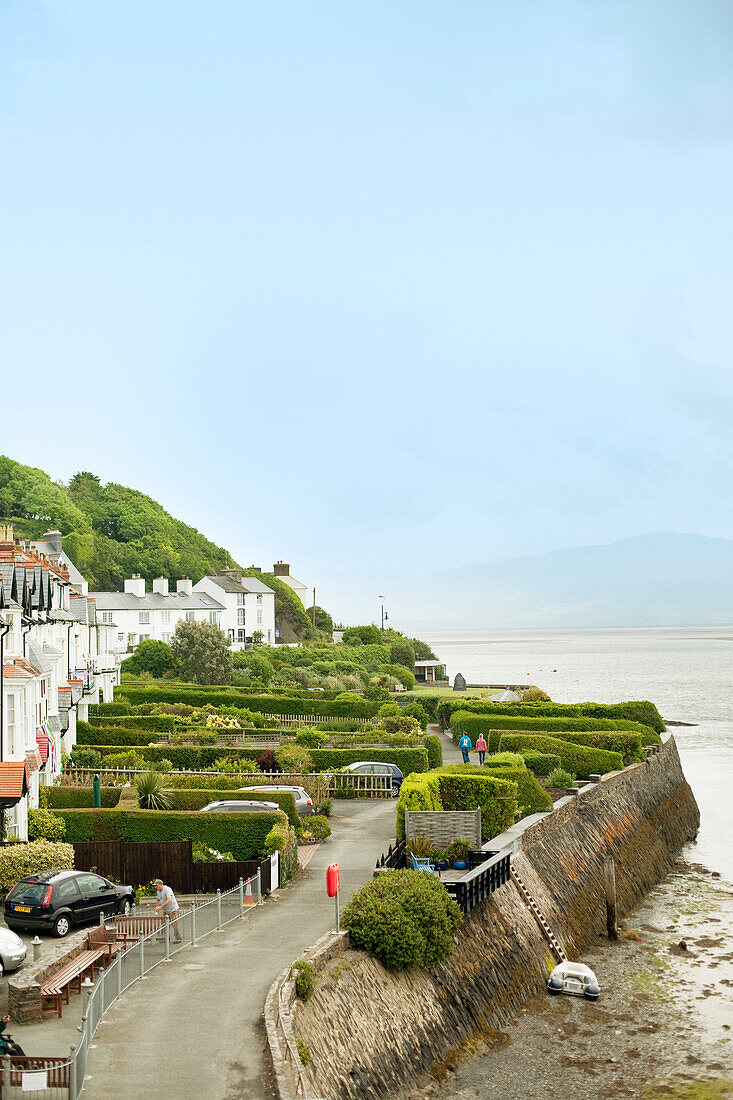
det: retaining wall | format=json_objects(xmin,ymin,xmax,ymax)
[{"xmin": 277, "ymin": 736, "xmax": 699, "ymax": 1099}]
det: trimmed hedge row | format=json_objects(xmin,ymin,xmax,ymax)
[
  {"xmin": 498, "ymin": 734, "xmax": 623, "ymax": 778},
  {"xmin": 86, "ymin": 743, "xmax": 430, "ymax": 777},
  {"xmin": 164, "ymin": 788, "xmax": 299, "ymax": 827},
  {"xmin": 436, "ymin": 763, "xmax": 552, "ymax": 816},
  {"xmin": 424, "ymin": 734, "xmax": 442, "ymax": 769},
  {"xmin": 88, "ymin": 702, "xmax": 133, "ymax": 717},
  {"xmin": 77, "ymin": 723, "xmax": 167, "ymax": 746},
  {"xmin": 438, "ymin": 698, "xmax": 664, "ymax": 733},
  {"xmin": 88, "ymin": 715, "xmax": 182, "ymax": 731},
  {"xmin": 44, "ymin": 786, "xmax": 122, "ymax": 809},
  {"xmin": 519, "ymin": 751, "xmax": 561, "ymax": 776},
  {"xmin": 450, "ymin": 711, "xmax": 653, "ymax": 751},
  {"xmin": 396, "ymin": 694, "xmax": 442, "ymax": 722},
  {"xmin": 541, "ymin": 730, "xmax": 647, "ymax": 762},
  {"xmin": 395, "ymin": 770, "xmax": 518, "ymax": 840},
  {"xmin": 115, "ymin": 685, "xmax": 379, "ymax": 718},
  {"xmin": 53, "ymin": 808, "xmax": 283, "ymax": 861}
]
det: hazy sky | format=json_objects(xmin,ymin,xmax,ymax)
[{"xmin": 2, "ymin": 2, "xmax": 733, "ymax": 600}]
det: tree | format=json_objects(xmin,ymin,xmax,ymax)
[
  {"xmin": 388, "ymin": 640, "xmax": 415, "ymax": 671},
  {"xmin": 121, "ymin": 639, "xmax": 180, "ymax": 679},
  {"xmin": 170, "ymin": 619, "xmax": 233, "ymax": 685}
]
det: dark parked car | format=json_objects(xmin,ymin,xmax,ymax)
[
  {"xmin": 5, "ymin": 870, "xmax": 135, "ymax": 938},
  {"xmin": 342, "ymin": 761, "xmax": 404, "ymax": 791}
]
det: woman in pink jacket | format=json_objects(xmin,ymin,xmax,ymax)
[{"xmin": 475, "ymin": 734, "xmax": 487, "ymax": 765}]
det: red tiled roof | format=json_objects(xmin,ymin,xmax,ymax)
[
  {"xmin": 58, "ymin": 684, "xmax": 72, "ymax": 692},
  {"xmin": 36, "ymin": 733, "xmax": 49, "ymax": 764},
  {"xmin": 0, "ymin": 761, "xmax": 29, "ymax": 800}
]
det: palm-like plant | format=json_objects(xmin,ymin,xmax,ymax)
[{"xmin": 136, "ymin": 770, "xmax": 172, "ymax": 810}]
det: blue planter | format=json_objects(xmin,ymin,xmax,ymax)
[
  {"xmin": 452, "ymin": 860, "xmax": 468, "ymax": 870},
  {"xmin": 435, "ymin": 859, "xmax": 449, "ymax": 871}
]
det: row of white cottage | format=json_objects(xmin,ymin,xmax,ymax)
[{"xmin": 0, "ymin": 527, "xmax": 120, "ymax": 840}]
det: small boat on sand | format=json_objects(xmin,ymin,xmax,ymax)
[{"xmin": 547, "ymin": 961, "xmax": 600, "ymax": 1000}]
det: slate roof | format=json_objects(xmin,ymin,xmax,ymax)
[
  {"xmin": 31, "ymin": 541, "xmax": 86, "ymax": 587},
  {"xmin": 91, "ymin": 591, "xmax": 225, "ymax": 611},
  {"xmin": 206, "ymin": 574, "xmax": 274, "ymax": 596}
]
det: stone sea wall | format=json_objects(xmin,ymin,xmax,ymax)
[{"xmin": 284, "ymin": 737, "xmax": 699, "ymax": 1100}]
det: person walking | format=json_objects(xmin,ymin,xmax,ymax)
[
  {"xmin": 154, "ymin": 878, "xmax": 182, "ymax": 943},
  {"xmin": 458, "ymin": 732, "xmax": 472, "ymax": 764},
  {"xmin": 475, "ymin": 733, "xmax": 487, "ymax": 765}
]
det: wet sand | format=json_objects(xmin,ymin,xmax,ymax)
[{"xmin": 420, "ymin": 861, "xmax": 733, "ymax": 1100}]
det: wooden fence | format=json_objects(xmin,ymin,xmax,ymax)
[
  {"xmin": 71, "ymin": 840, "xmax": 272, "ymax": 895},
  {"xmin": 65, "ymin": 767, "xmax": 391, "ymax": 798}
]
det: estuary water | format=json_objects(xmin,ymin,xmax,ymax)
[{"xmin": 424, "ymin": 627, "xmax": 733, "ymax": 879}]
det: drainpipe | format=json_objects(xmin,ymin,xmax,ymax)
[
  {"xmin": 67, "ymin": 623, "xmax": 74, "ymax": 680},
  {"xmin": 0, "ymin": 621, "xmax": 10, "ymax": 764}
]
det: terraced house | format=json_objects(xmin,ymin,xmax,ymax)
[
  {"xmin": 91, "ymin": 574, "xmax": 228, "ymax": 654},
  {"xmin": 0, "ymin": 526, "xmax": 119, "ymax": 838}
]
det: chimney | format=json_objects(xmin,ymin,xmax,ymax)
[
  {"xmin": 42, "ymin": 529, "xmax": 63, "ymax": 554},
  {"xmin": 273, "ymin": 561, "xmax": 290, "ymax": 577},
  {"xmin": 222, "ymin": 567, "xmax": 243, "ymax": 583},
  {"xmin": 249, "ymin": 565, "xmax": 261, "ymax": 573},
  {"xmin": 152, "ymin": 577, "xmax": 169, "ymax": 596},
  {"xmin": 124, "ymin": 575, "xmax": 146, "ymax": 598},
  {"xmin": 177, "ymin": 576, "xmax": 193, "ymax": 596}
]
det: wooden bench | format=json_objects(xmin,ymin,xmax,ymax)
[
  {"xmin": 40, "ymin": 948, "xmax": 109, "ymax": 1019},
  {"xmin": 112, "ymin": 913, "xmax": 166, "ymax": 944},
  {"xmin": 88, "ymin": 924, "xmax": 121, "ymax": 962}
]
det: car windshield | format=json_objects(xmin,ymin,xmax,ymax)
[{"xmin": 7, "ymin": 882, "xmax": 48, "ymax": 902}]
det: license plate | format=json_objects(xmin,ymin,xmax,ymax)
[{"xmin": 14, "ymin": 906, "xmax": 31, "ymax": 913}]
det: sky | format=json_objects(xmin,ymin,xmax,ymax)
[{"xmin": 2, "ymin": 1, "xmax": 733, "ymax": 615}]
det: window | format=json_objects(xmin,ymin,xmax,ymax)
[
  {"xmin": 139, "ymin": 611, "xmax": 150, "ymax": 625},
  {"xmin": 237, "ymin": 609, "xmax": 245, "ymax": 626},
  {"xmin": 101, "ymin": 612, "xmax": 114, "ymax": 624},
  {"xmin": 185, "ymin": 611, "xmax": 195, "ymax": 621},
  {"xmin": 208, "ymin": 611, "xmax": 218, "ymax": 625},
  {"xmin": 237, "ymin": 629, "xmax": 245, "ymax": 642},
  {"xmin": 117, "ymin": 632, "xmax": 124, "ymax": 642},
  {"xmin": 161, "ymin": 633, "xmax": 171, "ymax": 644},
  {"xmin": 76, "ymin": 873, "xmax": 109, "ymax": 895},
  {"xmin": 54, "ymin": 878, "xmax": 81, "ymax": 902},
  {"xmin": 256, "ymin": 595, "xmax": 263, "ymax": 605},
  {"xmin": 138, "ymin": 634, "xmax": 150, "ymax": 643},
  {"xmin": 257, "ymin": 610, "xmax": 263, "ymax": 625},
  {"xmin": 237, "ymin": 593, "xmax": 245, "ymax": 606},
  {"xmin": 6, "ymin": 694, "xmax": 16, "ymax": 756},
  {"xmin": 267, "ymin": 630, "xmax": 271, "ymax": 643},
  {"xmin": 160, "ymin": 610, "xmax": 171, "ymax": 625}
]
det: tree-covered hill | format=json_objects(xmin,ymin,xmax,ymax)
[{"xmin": 0, "ymin": 456, "xmax": 320, "ymax": 641}]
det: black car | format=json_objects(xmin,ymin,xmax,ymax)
[{"xmin": 5, "ymin": 870, "xmax": 135, "ymax": 938}]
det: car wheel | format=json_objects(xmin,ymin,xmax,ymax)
[
  {"xmin": 118, "ymin": 898, "xmax": 132, "ymax": 916},
  {"xmin": 53, "ymin": 915, "xmax": 71, "ymax": 938}
]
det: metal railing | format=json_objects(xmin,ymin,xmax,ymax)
[
  {"xmin": 63, "ymin": 767, "xmax": 392, "ymax": 797},
  {"xmin": 3, "ymin": 873, "xmax": 261, "ymax": 1098}
]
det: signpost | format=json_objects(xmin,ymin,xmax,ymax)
[{"xmin": 326, "ymin": 863, "xmax": 340, "ymax": 932}]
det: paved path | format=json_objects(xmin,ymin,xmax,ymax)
[
  {"xmin": 82, "ymin": 798, "xmax": 397, "ymax": 1100},
  {"xmin": 433, "ymin": 722, "xmax": 462, "ymax": 765}
]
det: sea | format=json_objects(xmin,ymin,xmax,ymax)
[{"xmin": 423, "ymin": 627, "xmax": 733, "ymax": 879}]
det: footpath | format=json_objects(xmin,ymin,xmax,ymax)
[{"xmin": 80, "ymin": 797, "xmax": 397, "ymax": 1100}]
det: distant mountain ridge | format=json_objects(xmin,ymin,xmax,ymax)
[{"xmin": 399, "ymin": 533, "xmax": 733, "ymax": 629}]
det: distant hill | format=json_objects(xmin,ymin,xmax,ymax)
[
  {"xmin": 0, "ymin": 456, "xmax": 320, "ymax": 641},
  {"xmin": 397, "ymin": 533, "xmax": 733, "ymax": 629}
]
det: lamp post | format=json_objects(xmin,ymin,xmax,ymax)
[{"xmin": 378, "ymin": 596, "xmax": 385, "ymax": 632}]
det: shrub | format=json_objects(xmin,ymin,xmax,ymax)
[
  {"xmin": 548, "ymin": 767, "xmax": 576, "ymax": 789},
  {"xmin": 319, "ymin": 798, "xmax": 332, "ymax": 818},
  {"xmin": 439, "ymin": 698, "xmax": 664, "ymax": 735},
  {"xmin": 430, "ymin": 764, "xmax": 551, "ymax": 818},
  {"xmin": 88, "ymin": 702, "xmax": 132, "ymax": 717},
  {"xmin": 192, "ymin": 842, "xmax": 234, "ymax": 862},
  {"xmin": 343, "ymin": 870, "xmax": 462, "ymax": 971},
  {"xmin": 43, "ymin": 786, "xmax": 122, "ymax": 810},
  {"xmin": 381, "ymin": 664, "xmax": 416, "ymax": 690},
  {"xmin": 544, "ymin": 731, "xmax": 644, "ymax": 763},
  {"xmin": 28, "ymin": 809, "xmax": 66, "ymax": 841},
  {"xmin": 436, "ymin": 773, "xmax": 518, "ymax": 839},
  {"xmin": 481, "ymin": 752, "xmax": 525, "ymax": 767},
  {"xmin": 69, "ymin": 748, "xmax": 103, "ymax": 769},
  {"xmin": 292, "ymin": 959, "xmax": 318, "ymax": 1001},
  {"xmin": 0, "ymin": 840, "xmax": 75, "ymax": 893},
  {"xmin": 275, "ymin": 745, "xmax": 313, "ymax": 774},
  {"xmin": 165, "ymin": 789, "xmax": 299, "ymax": 827},
  {"xmin": 522, "ymin": 687, "xmax": 551, "ymax": 702},
  {"xmin": 520, "ymin": 751, "xmax": 561, "ymax": 777},
  {"xmin": 388, "ymin": 640, "xmax": 415, "ymax": 671},
  {"xmin": 103, "ymin": 750, "xmax": 147, "ymax": 770},
  {"xmin": 402, "ymin": 702, "xmax": 429, "ymax": 729},
  {"xmin": 300, "ymin": 815, "xmax": 331, "ymax": 842},
  {"xmin": 331, "ymin": 784, "xmax": 356, "ymax": 799},
  {"xmin": 450, "ymin": 711, "xmax": 653, "ymax": 751},
  {"xmin": 121, "ymin": 639, "xmax": 180, "ymax": 678},
  {"xmin": 116, "ymin": 684, "xmax": 379, "ymax": 718},
  {"xmin": 263, "ymin": 821, "xmax": 298, "ymax": 860},
  {"xmin": 295, "ymin": 728, "xmax": 328, "ymax": 749},
  {"xmin": 497, "ymin": 734, "xmax": 623, "ymax": 778},
  {"xmin": 136, "ymin": 771, "xmax": 172, "ymax": 810},
  {"xmin": 395, "ymin": 772, "xmax": 441, "ymax": 838},
  {"xmin": 54, "ymin": 808, "xmax": 283, "ymax": 861},
  {"xmin": 156, "ymin": 758, "xmax": 174, "ymax": 773},
  {"xmin": 424, "ymin": 734, "xmax": 442, "ymax": 770},
  {"xmin": 256, "ymin": 748, "xmax": 278, "ymax": 772},
  {"xmin": 296, "ymin": 1040, "xmax": 311, "ymax": 1067}
]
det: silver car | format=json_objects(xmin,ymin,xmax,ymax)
[
  {"xmin": 0, "ymin": 927, "xmax": 27, "ymax": 975},
  {"xmin": 238, "ymin": 786, "xmax": 315, "ymax": 817},
  {"xmin": 200, "ymin": 800, "xmax": 281, "ymax": 813}
]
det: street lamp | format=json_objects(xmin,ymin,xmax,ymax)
[{"xmin": 378, "ymin": 596, "xmax": 386, "ymax": 632}]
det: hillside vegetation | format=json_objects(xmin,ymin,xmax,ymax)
[{"xmin": 0, "ymin": 456, "xmax": 317, "ymax": 641}]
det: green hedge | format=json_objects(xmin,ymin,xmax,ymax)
[
  {"xmin": 450, "ymin": 711, "xmax": 652, "ymax": 751},
  {"xmin": 88, "ymin": 715, "xmax": 182, "ymax": 732},
  {"xmin": 519, "ymin": 751, "xmax": 561, "ymax": 777},
  {"xmin": 88, "ymin": 702, "xmax": 133, "ymax": 717},
  {"xmin": 424, "ymin": 734, "xmax": 442, "ymax": 769},
  {"xmin": 43, "ymin": 786, "xmax": 122, "ymax": 809},
  {"xmin": 53, "ymin": 808, "xmax": 283, "ymax": 861},
  {"xmin": 87, "ymin": 742, "xmax": 429, "ymax": 777},
  {"xmin": 395, "ymin": 772, "xmax": 442, "ymax": 838},
  {"xmin": 164, "ymin": 789, "xmax": 299, "ymax": 827},
  {"xmin": 438, "ymin": 698, "xmax": 664, "ymax": 733},
  {"xmin": 77, "ymin": 723, "xmax": 167, "ymax": 746},
  {"xmin": 436, "ymin": 773, "xmax": 518, "ymax": 839},
  {"xmin": 436, "ymin": 764, "xmax": 551, "ymax": 817},
  {"xmin": 542, "ymin": 730, "xmax": 647, "ymax": 762},
  {"xmin": 115, "ymin": 685, "xmax": 379, "ymax": 718},
  {"xmin": 498, "ymin": 734, "xmax": 623, "ymax": 778},
  {"xmin": 397, "ymin": 694, "xmax": 442, "ymax": 722}
]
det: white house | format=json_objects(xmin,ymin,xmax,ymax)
[
  {"xmin": 193, "ymin": 570, "xmax": 276, "ymax": 648},
  {"xmin": 0, "ymin": 526, "xmax": 119, "ymax": 839},
  {"xmin": 272, "ymin": 562, "xmax": 308, "ymax": 608},
  {"xmin": 91, "ymin": 576, "xmax": 226, "ymax": 655}
]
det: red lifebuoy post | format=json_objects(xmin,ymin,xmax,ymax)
[{"xmin": 326, "ymin": 863, "xmax": 341, "ymax": 930}]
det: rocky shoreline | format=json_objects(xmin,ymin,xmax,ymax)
[{"xmin": 432, "ymin": 859, "xmax": 733, "ymax": 1100}]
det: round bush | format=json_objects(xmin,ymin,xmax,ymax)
[
  {"xmin": 548, "ymin": 767, "xmax": 576, "ymax": 789},
  {"xmin": 28, "ymin": 809, "xmax": 66, "ymax": 841},
  {"xmin": 343, "ymin": 869, "xmax": 462, "ymax": 971}
]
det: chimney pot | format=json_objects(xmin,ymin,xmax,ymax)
[{"xmin": 152, "ymin": 577, "xmax": 169, "ymax": 596}]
